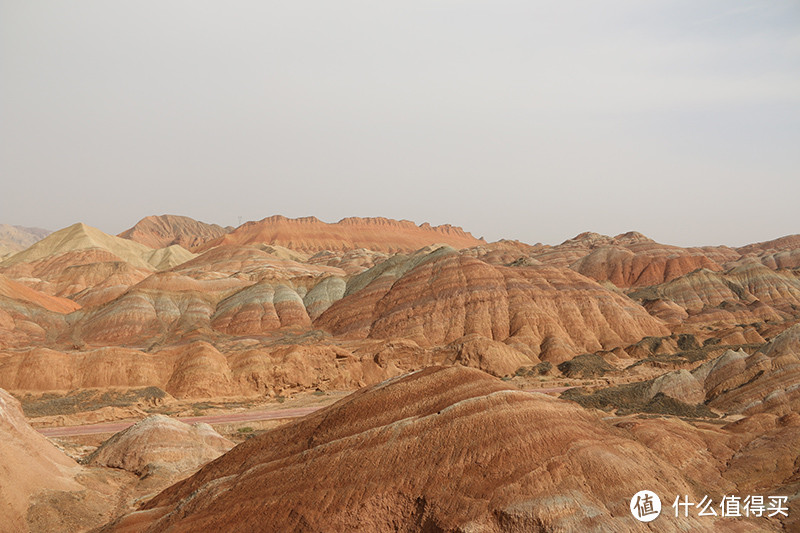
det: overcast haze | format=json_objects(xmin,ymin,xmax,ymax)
[{"xmin": 2, "ymin": 1, "xmax": 799, "ymax": 246}]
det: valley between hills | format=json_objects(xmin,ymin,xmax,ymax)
[{"xmin": 1, "ymin": 214, "xmax": 799, "ymax": 532}]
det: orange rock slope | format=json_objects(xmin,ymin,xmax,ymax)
[{"xmin": 0, "ymin": 275, "xmax": 76, "ymax": 348}]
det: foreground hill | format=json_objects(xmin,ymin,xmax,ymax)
[
  {"xmin": 118, "ymin": 215, "xmax": 233, "ymax": 251},
  {"xmin": 0, "ymin": 386, "xmax": 237, "ymax": 533},
  {"xmin": 102, "ymin": 366, "xmax": 788, "ymax": 532},
  {"xmin": 195, "ymin": 215, "xmax": 484, "ymax": 253},
  {"xmin": 0, "ymin": 387, "xmax": 144, "ymax": 533}
]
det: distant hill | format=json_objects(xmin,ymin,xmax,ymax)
[
  {"xmin": 0, "ymin": 224, "xmax": 51, "ymax": 258},
  {"xmin": 118, "ymin": 214, "xmax": 233, "ymax": 251},
  {"xmin": 195, "ymin": 215, "xmax": 485, "ymax": 254}
]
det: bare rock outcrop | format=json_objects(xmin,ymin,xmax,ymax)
[
  {"xmin": 525, "ymin": 232, "xmax": 739, "ymax": 281},
  {"xmin": 170, "ymin": 244, "xmax": 343, "ymax": 284},
  {"xmin": 306, "ymin": 248, "xmax": 390, "ymax": 275},
  {"xmin": 0, "ymin": 274, "xmax": 80, "ymax": 314},
  {"xmin": 68, "ymin": 287, "xmax": 218, "ymax": 346},
  {"xmin": 737, "ymin": 234, "xmax": 800, "ymax": 256},
  {"xmin": 0, "ymin": 295, "xmax": 71, "ymax": 348},
  {"xmin": 302, "ymin": 276, "xmax": 346, "ymax": 319}
]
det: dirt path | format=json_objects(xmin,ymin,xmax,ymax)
[
  {"xmin": 38, "ymin": 386, "xmax": 573, "ymax": 438},
  {"xmin": 525, "ymin": 386, "xmax": 572, "ymax": 395}
]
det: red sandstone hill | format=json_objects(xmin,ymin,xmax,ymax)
[
  {"xmin": 316, "ymin": 249, "xmax": 668, "ymax": 362},
  {"xmin": 568, "ymin": 244, "xmax": 724, "ymax": 288},
  {"xmin": 101, "ymin": 366, "xmax": 783, "ymax": 532},
  {"xmin": 0, "ymin": 224, "xmax": 50, "ymax": 258},
  {"xmin": 118, "ymin": 215, "xmax": 233, "ymax": 251},
  {"xmin": 524, "ymin": 232, "xmax": 740, "ymax": 288},
  {"xmin": 194, "ymin": 215, "xmax": 484, "ymax": 254}
]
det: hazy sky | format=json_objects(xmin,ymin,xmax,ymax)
[{"xmin": 2, "ymin": 1, "xmax": 798, "ymax": 246}]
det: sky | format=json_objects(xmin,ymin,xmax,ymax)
[{"xmin": 1, "ymin": 1, "xmax": 798, "ymax": 247}]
